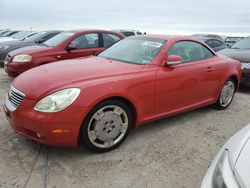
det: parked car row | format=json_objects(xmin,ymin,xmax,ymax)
[
  {"xmin": 0, "ymin": 30, "xmax": 62, "ymax": 65},
  {"xmin": 192, "ymin": 33, "xmax": 245, "ymax": 52},
  {"xmin": 3, "ymin": 29, "xmax": 125, "ymax": 76}
]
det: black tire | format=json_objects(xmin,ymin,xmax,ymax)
[
  {"xmin": 80, "ymin": 100, "xmax": 133, "ymax": 153},
  {"xmin": 214, "ymin": 78, "xmax": 236, "ymax": 110}
]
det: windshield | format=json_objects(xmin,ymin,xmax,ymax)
[
  {"xmin": 225, "ymin": 37, "xmax": 244, "ymax": 43},
  {"xmin": 23, "ymin": 32, "xmax": 46, "ymax": 42},
  {"xmin": 12, "ymin": 31, "xmax": 32, "ymax": 39},
  {"xmin": 98, "ymin": 37, "xmax": 166, "ymax": 65},
  {"xmin": 231, "ymin": 38, "xmax": 250, "ymax": 49},
  {"xmin": 1, "ymin": 31, "xmax": 12, "ymax": 37},
  {"xmin": 43, "ymin": 31, "xmax": 76, "ymax": 47}
]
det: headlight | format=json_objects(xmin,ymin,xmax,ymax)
[
  {"xmin": 34, "ymin": 88, "xmax": 81, "ymax": 113},
  {"xmin": 13, "ymin": 55, "xmax": 32, "ymax": 62},
  {"xmin": 0, "ymin": 45, "xmax": 9, "ymax": 51},
  {"xmin": 212, "ymin": 150, "xmax": 239, "ymax": 188}
]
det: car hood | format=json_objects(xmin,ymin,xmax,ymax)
[
  {"xmin": 0, "ymin": 40, "xmax": 34, "ymax": 47},
  {"xmin": 12, "ymin": 56, "xmax": 144, "ymax": 99},
  {"xmin": 233, "ymin": 136, "xmax": 250, "ymax": 187},
  {"xmin": 223, "ymin": 124, "xmax": 250, "ymax": 187},
  {"xmin": 218, "ymin": 48, "xmax": 250, "ymax": 62},
  {"xmin": 9, "ymin": 45, "xmax": 51, "ymax": 56},
  {"xmin": 0, "ymin": 37, "xmax": 17, "ymax": 43}
]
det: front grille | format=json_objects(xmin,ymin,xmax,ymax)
[
  {"xmin": 241, "ymin": 62, "xmax": 250, "ymax": 69},
  {"xmin": 8, "ymin": 85, "xmax": 25, "ymax": 109}
]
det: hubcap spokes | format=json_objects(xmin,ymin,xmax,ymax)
[
  {"xmin": 88, "ymin": 105, "xmax": 129, "ymax": 148},
  {"xmin": 220, "ymin": 81, "xmax": 234, "ymax": 107}
]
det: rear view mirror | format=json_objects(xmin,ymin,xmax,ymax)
[
  {"xmin": 66, "ymin": 44, "xmax": 76, "ymax": 51},
  {"xmin": 165, "ymin": 55, "xmax": 183, "ymax": 66}
]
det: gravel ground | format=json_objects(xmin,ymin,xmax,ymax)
[{"xmin": 0, "ymin": 67, "xmax": 250, "ymax": 188}]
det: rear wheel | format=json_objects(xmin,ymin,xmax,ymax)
[
  {"xmin": 81, "ymin": 100, "xmax": 132, "ymax": 153},
  {"xmin": 215, "ymin": 78, "xmax": 236, "ymax": 109}
]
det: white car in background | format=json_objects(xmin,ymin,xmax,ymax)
[
  {"xmin": 201, "ymin": 124, "xmax": 250, "ymax": 188},
  {"xmin": 112, "ymin": 29, "xmax": 144, "ymax": 37},
  {"xmin": 0, "ymin": 31, "xmax": 35, "ymax": 43}
]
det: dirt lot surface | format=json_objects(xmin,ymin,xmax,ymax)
[{"xmin": 0, "ymin": 67, "xmax": 250, "ymax": 188}]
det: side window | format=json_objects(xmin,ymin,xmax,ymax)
[
  {"xmin": 103, "ymin": 33, "xmax": 121, "ymax": 47},
  {"xmin": 206, "ymin": 40, "xmax": 214, "ymax": 48},
  {"xmin": 213, "ymin": 40, "xmax": 222, "ymax": 47},
  {"xmin": 168, "ymin": 41, "xmax": 214, "ymax": 63},
  {"xmin": 71, "ymin": 33, "xmax": 99, "ymax": 49},
  {"xmin": 203, "ymin": 46, "xmax": 214, "ymax": 59}
]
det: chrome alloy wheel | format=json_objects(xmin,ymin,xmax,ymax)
[
  {"xmin": 219, "ymin": 80, "xmax": 235, "ymax": 107},
  {"xmin": 87, "ymin": 105, "xmax": 129, "ymax": 149}
]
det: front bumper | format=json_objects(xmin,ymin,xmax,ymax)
[
  {"xmin": 3, "ymin": 97, "xmax": 89, "ymax": 147},
  {"xmin": 4, "ymin": 61, "xmax": 31, "ymax": 77}
]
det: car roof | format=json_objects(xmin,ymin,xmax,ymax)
[
  {"xmin": 196, "ymin": 36, "xmax": 224, "ymax": 42},
  {"xmin": 65, "ymin": 29, "xmax": 121, "ymax": 33},
  {"xmin": 225, "ymin": 36, "xmax": 244, "ymax": 39},
  {"xmin": 134, "ymin": 34, "xmax": 203, "ymax": 42},
  {"xmin": 112, "ymin": 29, "xmax": 140, "ymax": 32},
  {"xmin": 61, "ymin": 29, "xmax": 125, "ymax": 38}
]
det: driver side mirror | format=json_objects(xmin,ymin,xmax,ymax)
[
  {"xmin": 164, "ymin": 55, "xmax": 183, "ymax": 67},
  {"xmin": 66, "ymin": 44, "xmax": 76, "ymax": 51}
]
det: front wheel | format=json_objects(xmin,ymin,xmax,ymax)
[
  {"xmin": 215, "ymin": 78, "xmax": 236, "ymax": 110},
  {"xmin": 80, "ymin": 100, "xmax": 133, "ymax": 153}
]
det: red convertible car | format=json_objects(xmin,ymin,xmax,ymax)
[{"xmin": 3, "ymin": 35, "xmax": 242, "ymax": 152}]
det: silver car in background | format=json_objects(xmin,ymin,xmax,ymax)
[{"xmin": 201, "ymin": 124, "xmax": 250, "ymax": 187}]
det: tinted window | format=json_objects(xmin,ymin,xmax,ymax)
[
  {"xmin": 23, "ymin": 32, "xmax": 47, "ymax": 42},
  {"xmin": 213, "ymin": 40, "xmax": 223, "ymax": 47},
  {"xmin": 121, "ymin": 32, "xmax": 135, "ymax": 37},
  {"xmin": 99, "ymin": 37, "xmax": 166, "ymax": 65},
  {"xmin": 70, "ymin": 33, "xmax": 99, "ymax": 49},
  {"xmin": 103, "ymin": 33, "xmax": 121, "ymax": 47},
  {"xmin": 168, "ymin": 41, "xmax": 214, "ymax": 62},
  {"xmin": 206, "ymin": 40, "xmax": 214, "ymax": 48}
]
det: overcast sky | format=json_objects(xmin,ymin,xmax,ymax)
[{"xmin": 1, "ymin": 0, "xmax": 250, "ymax": 36}]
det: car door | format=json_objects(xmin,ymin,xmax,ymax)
[
  {"xmin": 62, "ymin": 33, "xmax": 103, "ymax": 60},
  {"xmin": 155, "ymin": 41, "xmax": 217, "ymax": 114}
]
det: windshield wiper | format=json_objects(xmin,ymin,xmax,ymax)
[{"xmin": 230, "ymin": 47, "xmax": 240, "ymax": 49}]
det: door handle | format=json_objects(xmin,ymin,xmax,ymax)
[{"xmin": 206, "ymin": 67, "xmax": 213, "ymax": 72}]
